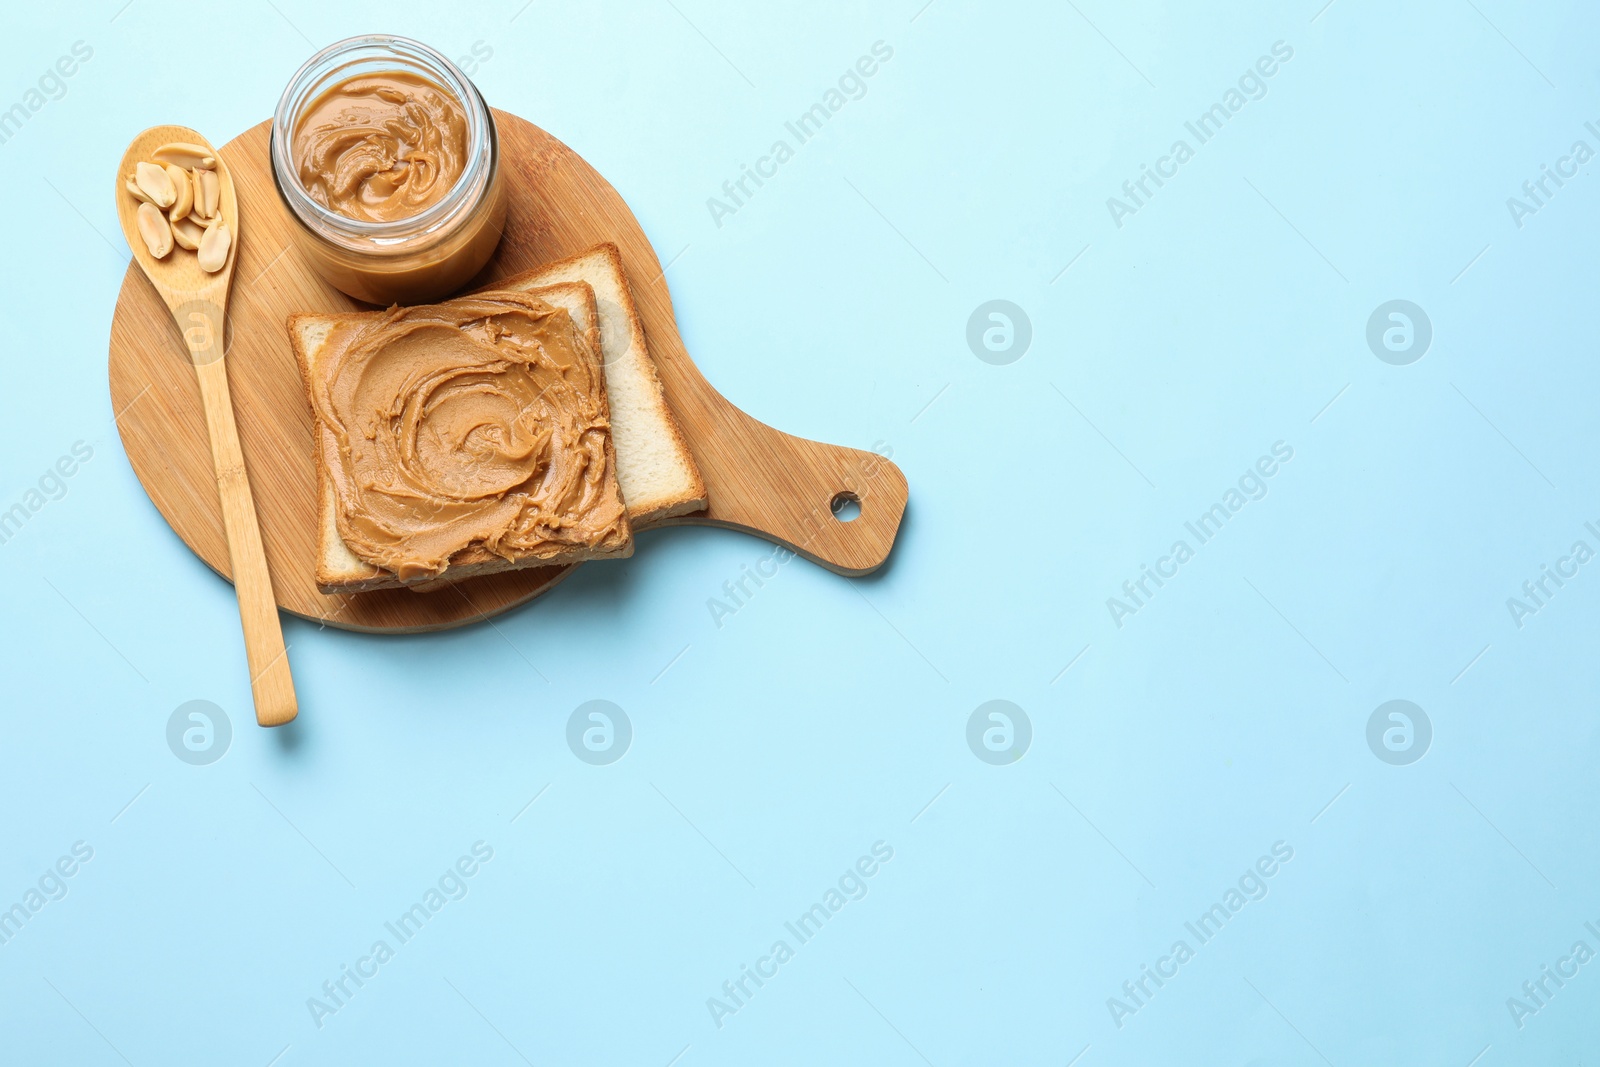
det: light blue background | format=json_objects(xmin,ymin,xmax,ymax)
[{"xmin": 3, "ymin": 1, "xmax": 1598, "ymax": 1064}]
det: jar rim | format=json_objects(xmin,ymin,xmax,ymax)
[{"xmin": 270, "ymin": 34, "xmax": 492, "ymax": 240}]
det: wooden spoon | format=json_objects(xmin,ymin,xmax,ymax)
[{"xmin": 114, "ymin": 125, "xmax": 297, "ymax": 727}]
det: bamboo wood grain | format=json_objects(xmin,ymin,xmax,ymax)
[
  {"xmin": 108, "ymin": 112, "xmax": 907, "ymax": 634},
  {"xmin": 114, "ymin": 126, "xmax": 297, "ymax": 725}
]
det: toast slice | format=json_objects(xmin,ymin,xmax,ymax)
[
  {"xmin": 289, "ymin": 282, "xmax": 632, "ymax": 594},
  {"xmin": 482, "ymin": 244, "xmax": 706, "ymax": 526}
]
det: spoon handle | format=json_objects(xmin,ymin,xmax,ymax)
[{"xmin": 187, "ymin": 301, "xmax": 298, "ymax": 727}]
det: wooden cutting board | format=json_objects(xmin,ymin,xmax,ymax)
[{"xmin": 107, "ymin": 110, "xmax": 908, "ymax": 633}]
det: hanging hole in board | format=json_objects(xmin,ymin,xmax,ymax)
[{"xmin": 830, "ymin": 491, "xmax": 861, "ymax": 522}]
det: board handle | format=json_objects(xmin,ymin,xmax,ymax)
[{"xmin": 663, "ymin": 406, "xmax": 908, "ymax": 576}]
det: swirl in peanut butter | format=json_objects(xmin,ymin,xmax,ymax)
[
  {"xmin": 292, "ymin": 71, "xmax": 469, "ymax": 222},
  {"xmin": 311, "ymin": 293, "xmax": 629, "ymax": 580}
]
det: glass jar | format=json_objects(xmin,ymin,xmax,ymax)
[{"xmin": 270, "ymin": 35, "xmax": 507, "ymax": 306}]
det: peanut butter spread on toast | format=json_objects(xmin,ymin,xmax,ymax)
[{"xmin": 310, "ymin": 293, "xmax": 629, "ymax": 580}]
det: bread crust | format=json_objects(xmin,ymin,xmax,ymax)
[{"xmin": 484, "ymin": 243, "xmax": 708, "ymax": 526}]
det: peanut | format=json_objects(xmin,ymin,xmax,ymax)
[
  {"xmin": 197, "ymin": 219, "xmax": 230, "ymax": 272},
  {"xmin": 124, "ymin": 177, "xmax": 155, "ymax": 206},
  {"xmin": 171, "ymin": 216, "xmax": 206, "ymax": 251},
  {"xmin": 136, "ymin": 202, "xmax": 174, "ymax": 259},
  {"xmin": 194, "ymin": 168, "xmax": 219, "ymax": 220},
  {"xmin": 134, "ymin": 161, "xmax": 175, "ymax": 208},
  {"xmin": 166, "ymin": 164, "xmax": 193, "ymax": 221},
  {"xmin": 151, "ymin": 142, "xmax": 216, "ymax": 170}
]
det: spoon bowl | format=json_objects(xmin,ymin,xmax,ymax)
[{"xmin": 115, "ymin": 125, "xmax": 239, "ymax": 315}]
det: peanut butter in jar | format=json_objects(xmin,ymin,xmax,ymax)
[{"xmin": 271, "ymin": 36, "xmax": 506, "ymax": 306}]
